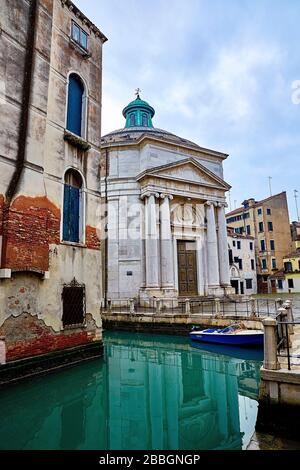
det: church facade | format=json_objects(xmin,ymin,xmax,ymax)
[{"xmin": 101, "ymin": 94, "xmax": 234, "ymax": 303}]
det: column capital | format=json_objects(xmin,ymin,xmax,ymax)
[
  {"xmin": 141, "ymin": 192, "xmax": 160, "ymax": 200},
  {"xmin": 217, "ymin": 202, "xmax": 228, "ymax": 208},
  {"xmin": 160, "ymin": 193, "xmax": 174, "ymax": 201},
  {"xmin": 205, "ymin": 201, "xmax": 218, "ymax": 207}
]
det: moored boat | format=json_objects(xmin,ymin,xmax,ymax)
[{"xmin": 189, "ymin": 324, "xmax": 264, "ymax": 347}]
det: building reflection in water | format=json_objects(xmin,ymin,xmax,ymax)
[
  {"xmin": 0, "ymin": 332, "xmax": 261, "ymax": 450},
  {"xmin": 105, "ymin": 333, "xmax": 261, "ymax": 450}
]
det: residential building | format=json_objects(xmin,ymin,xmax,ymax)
[
  {"xmin": 227, "ymin": 227, "xmax": 257, "ymax": 295},
  {"xmin": 277, "ymin": 249, "xmax": 300, "ymax": 293},
  {"xmin": 0, "ymin": 1, "xmax": 107, "ymax": 365},
  {"xmin": 226, "ymin": 192, "xmax": 291, "ymax": 293},
  {"xmin": 101, "ymin": 93, "xmax": 235, "ymax": 301},
  {"xmin": 290, "ymin": 221, "xmax": 300, "ymax": 250}
]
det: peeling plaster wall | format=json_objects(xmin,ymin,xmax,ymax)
[{"xmin": 0, "ymin": 0, "xmax": 105, "ymax": 361}]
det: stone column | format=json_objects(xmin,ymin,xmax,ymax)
[
  {"xmin": 145, "ymin": 193, "xmax": 159, "ymax": 288},
  {"xmin": 262, "ymin": 318, "xmax": 280, "ymax": 370},
  {"xmin": 217, "ymin": 203, "xmax": 231, "ymax": 286},
  {"xmin": 160, "ymin": 194, "xmax": 175, "ymax": 289},
  {"xmin": 205, "ymin": 201, "xmax": 220, "ymax": 289}
]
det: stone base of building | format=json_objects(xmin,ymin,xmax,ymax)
[
  {"xmin": 207, "ymin": 285, "xmax": 233, "ymax": 297},
  {"xmin": 223, "ymin": 285, "xmax": 236, "ymax": 296},
  {"xmin": 139, "ymin": 287, "xmax": 178, "ymax": 307},
  {"xmin": 0, "ymin": 340, "xmax": 103, "ymax": 388}
]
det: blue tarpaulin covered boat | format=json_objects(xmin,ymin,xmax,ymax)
[{"xmin": 189, "ymin": 324, "xmax": 264, "ymax": 347}]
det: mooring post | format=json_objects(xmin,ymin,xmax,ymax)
[
  {"xmin": 283, "ymin": 300, "xmax": 294, "ymax": 322},
  {"xmin": 108, "ymin": 298, "xmax": 112, "ymax": 311},
  {"xmin": 156, "ymin": 299, "xmax": 162, "ymax": 315},
  {"xmin": 185, "ymin": 298, "xmax": 191, "ymax": 315},
  {"xmin": 262, "ymin": 317, "xmax": 280, "ymax": 370}
]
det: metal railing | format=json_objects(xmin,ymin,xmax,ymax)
[
  {"xmin": 277, "ymin": 320, "xmax": 300, "ymax": 371},
  {"xmin": 101, "ymin": 296, "xmax": 280, "ymax": 318}
]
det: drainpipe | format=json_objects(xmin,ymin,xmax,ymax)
[{"xmin": 1, "ymin": 0, "xmax": 38, "ymax": 267}]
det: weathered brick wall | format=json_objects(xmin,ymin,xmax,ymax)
[
  {"xmin": 0, "ymin": 312, "xmax": 97, "ymax": 361},
  {"xmin": 2, "ymin": 195, "xmax": 60, "ymax": 272},
  {"xmin": 86, "ymin": 225, "xmax": 101, "ymax": 250},
  {"xmin": 0, "ymin": 195, "xmax": 4, "ymax": 237},
  {"xmin": 1, "ymin": 195, "xmax": 101, "ymax": 272}
]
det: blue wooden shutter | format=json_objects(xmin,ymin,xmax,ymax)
[
  {"xmin": 67, "ymin": 74, "xmax": 83, "ymax": 136},
  {"xmin": 63, "ymin": 184, "xmax": 80, "ymax": 242},
  {"xmin": 63, "ymin": 184, "xmax": 71, "ymax": 241},
  {"xmin": 69, "ymin": 186, "xmax": 80, "ymax": 242}
]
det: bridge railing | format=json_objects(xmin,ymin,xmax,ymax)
[{"xmin": 101, "ymin": 296, "xmax": 280, "ymax": 318}]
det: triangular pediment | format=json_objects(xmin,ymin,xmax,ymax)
[{"xmin": 136, "ymin": 158, "xmax": 231, "ymax": 190}]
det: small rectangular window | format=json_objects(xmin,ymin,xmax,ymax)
[
  {"xmin": 246, "ymin": 279, "xmax": 253, "ymax": 289},
  {"xmin": 72, "ymin": 21, "xmax": 88, "ymax": 50},
  {"xmin": 267, "ymin": 208, "xmax": 272, "ymax": 215},
  {"xmin": 250, "ymin": 242, "xmax": 253, "ymax": 251},
  {"xmin": 260, "ymin": 239, "xmax": 266, "ymax": 251},
  {"xmin": 288, "ymin": 278, "xmax": 294, "ymax": 289},
  {"xmin": 284, "ymin": 262, "xmax": 292, "ymax": 272},
  {"xmin": 62, "ymin": 283, "xmax": 85, "ymax": 327},
  {"xmin": 262, "ymin": 259, "xmax": 267, "ymax": 270},
  {"xmin": 238, "ymin": 259, "xmax": 243, "ymax": 270},
  {"xmin": 278, "ymin": 279, "xmax": 283, "ymax": 290},
  {"xmin": 251, "ymin": 259, "xmax": 255, "ymax": 270},
  {"xmin": 237, "ymin": 241, "xmax": 241, "ymax": 250},
  {"xmin": 270, "ymin": 240, "xmax": 275, "ymax": 251},
  {"xmin": 232, "ymin": 240, "xmax": 236, "ymax": 247},
  {"xmin": 80, "ymin": 29, "xmax": 88, "ymax": 49},
  {"xmin": 259, "ymin": 221, "xmax": 264, "ymax": 232},
  {"xmin": 246, "ymin": 225, "xmax": 251, "ymax": 235},
  {"xmin": 72, "ymin": 22, "xmax": 80, "ymax": 43},
  {"xmin": 268, "ymin": 221, "xmax": 273, "ymax": 232},
  {"xmin": 257, "ymin": 208, "xmax": 262, "ymax": 215},
  {"xmin": 272, "ymin": 258, "xmax": 277, "ymax": 269},
  {"xmin": 234, "ymin": 256, "xmax": 239, "ymax": 263},
  {"xmin": 229, "ymin": 249, "xmax": 233, "ymax": 265}
]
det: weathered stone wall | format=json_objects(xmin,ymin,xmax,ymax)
[{"xmin": 0, "ymin": 0, "xmax": 106, "ymax": 362}]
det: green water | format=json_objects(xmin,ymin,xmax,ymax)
[{"xmin": 0, "ymin": 332, "xmax": 262, "ymax": 450}]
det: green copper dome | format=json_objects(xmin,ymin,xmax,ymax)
[{"xmin": 122, "ymin": 93, "xmax": 155, "ymax": 128}]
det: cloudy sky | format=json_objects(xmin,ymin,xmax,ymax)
[{"xmin": 76, "ymin": 0, "xmax": 300, "ymax": 220}]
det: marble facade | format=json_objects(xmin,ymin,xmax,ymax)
[{"xmin": 101, "ymin": 96, "xmax": 234, "ymax": 301}]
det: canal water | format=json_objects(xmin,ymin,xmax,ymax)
[{"xmin": 0, "ymin": 332, "xmax": 262, "ymax": 450}]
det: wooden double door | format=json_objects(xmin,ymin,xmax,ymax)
[{"xmin": 177, "ymin": 240, "xmax": 198, "ymax": 296}]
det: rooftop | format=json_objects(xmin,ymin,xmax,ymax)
[
  {"xmin": 62, "ymin": 1, "xmax": 108, "ymax": 42},
  {"xmin": 226, "ymin": 191, "xmax": 287, "ymax": 217},
  {"xmin": 227, "ymin": 226, "xmax": 254, "ymax": 240},
  {"xmin": 283, "ymin": 249, "xmax": 300, "ymax": 259}
]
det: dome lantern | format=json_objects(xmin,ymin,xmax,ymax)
[{"xmin": 122, "ymin": 89, "xmax": 155, "ymax": 128}]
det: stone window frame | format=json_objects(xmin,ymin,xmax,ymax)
[
  {"xmin": 71, "ymin": 20, "xmax": 89, "ymax": 52},
  {"xmin": 65, "ymin": 71, "xmax": 89, "ymax": 140},
  {"xmin": 60, "ymin": 167, "xmax": 87, "ymax": 246}
]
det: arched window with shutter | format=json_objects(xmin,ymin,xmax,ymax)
[
  {"xmin": 63, "ymin": 169, "xmax": 84, "ymax": 243},
  {"xmin": 66, "ymin": 73, "xmax": 85, "ymax": 137}
]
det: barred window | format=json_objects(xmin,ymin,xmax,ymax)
[{"xmin": 62, "ymin": 280, "xmax": 85, "ymax": 327}]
